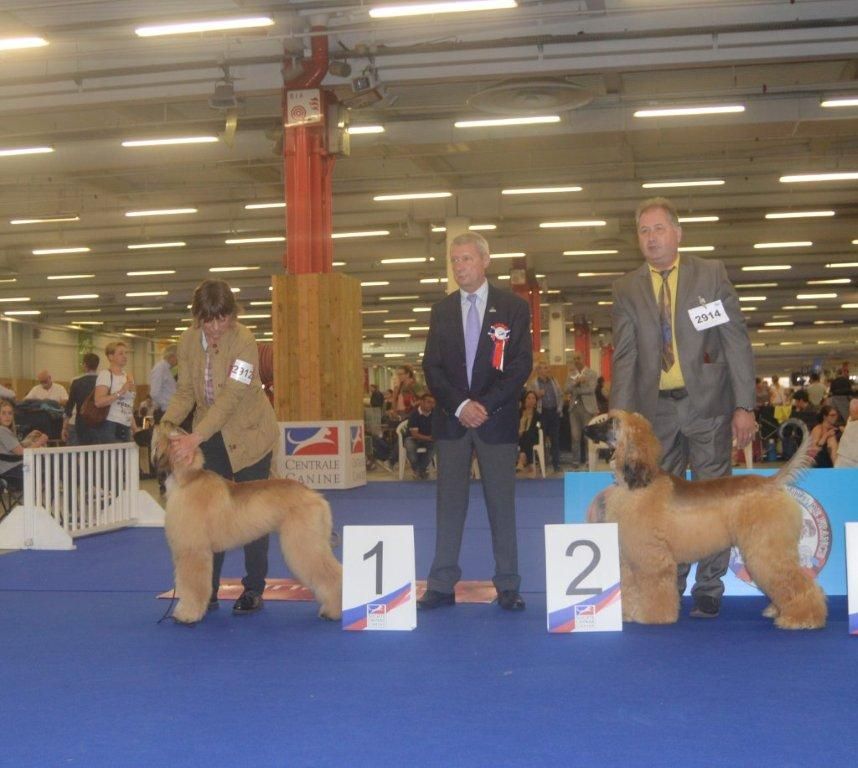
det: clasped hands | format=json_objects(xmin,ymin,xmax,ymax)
[{"xmin": 458, "ymin": 400, "xmax": 489, "ymax": 429}]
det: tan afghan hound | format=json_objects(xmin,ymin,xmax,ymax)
[
  {"xmin": 583, "ymin": 411, "xmax": 826, "ymax": 629},
  {"xmin": 151, "ymin": 424, "xmax": 342, "ymax": 625}
]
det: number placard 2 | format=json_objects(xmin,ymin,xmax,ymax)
[
  {"xmin": 545, "ymin": 523, "xmax": 622, "ymax": 633},
  {"xmin": 846, "ymin": 522, "xmax": 858, "ymax": 636},
  {"xmin": 342, "ymin": 525, "xmax": 416, "ymax": 631}
]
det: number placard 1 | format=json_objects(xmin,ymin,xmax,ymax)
[
  {"xmin": 342, "ymin": 525, "xmax": 416, "ymax": 631},
  {"xmin": 846, "ymin": 522, "xmax": 858, "ymax": 636},
  {"xmin": 545, "ymin": 523, "xmax": 622, "ymax": 633}
]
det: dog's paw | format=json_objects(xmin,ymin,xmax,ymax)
[
  {"xmin": 318, "ymin": 608, "xmax": 342, "ymax": 621},
  {"xmin": 761, "ymin": 602, "xmax": 779, "ymax": 618},
  {"xmin": 173, "ymin": 603, "xmax": 205, "ymax": 625}
]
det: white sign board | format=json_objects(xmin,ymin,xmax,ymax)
[
  {"xmin": 342, "ymin": 525, "xmax": 416, "ymax": 631},
  {"xmin": 846, "ymin": 522, "xmax": 858, "ymax": 636},
  {"xmin": 545, "ymin": 523, "xmax": 622, "ymax": 633},
  {"xmin": 278, "ymin": 421, "xmax": 366, "ymax": 490},
  {"xmin": 285, "ymin": 89, "xmax": 323, "ymax": 127}
]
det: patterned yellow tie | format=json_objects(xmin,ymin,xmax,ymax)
[{"xmin": 659, "ymin": 268, "xmax": 675, "ymax": 373}]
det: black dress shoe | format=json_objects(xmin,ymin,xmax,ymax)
[
  {"xmin": 417, "ymin": 589, "xmax": 455, "ymax": 610},
  {"xmin": 208, "ymin": 595, "xmax": 220, "ymax": 612},
  {"xmin": 690, "ymin": 595, "xmax": 720, "ymax": 618},
  {"xmin": 497, "ymin": 590, "xmax": 526, "ymax": 611},
  {"xmin": 233, "ymin": 589, "xmax": 263, "ymax": 615}
]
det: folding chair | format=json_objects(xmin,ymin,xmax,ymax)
[
  {"xmin": 531, "ymin": 426, "xmax": 547, "ymax": 478},
  {"xmin": 0, "ymin": 453, "xmax": 24, "ymax": 522}
]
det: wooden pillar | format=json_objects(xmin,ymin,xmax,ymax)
[{"xmin": 271, "ymin": 272, "xmax": 363, "ymax": 420}]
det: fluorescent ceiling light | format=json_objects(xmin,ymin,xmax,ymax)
[
  {"xmin": 135, "ymin": 17, "xmax": 274, "ymax": 37},
  {"xmin": 0, "ymin": 278, "xmax": 16, "ymax": 283},
  {"xmin": 642, "ymin": 179, "xmax": 724, "ymax": 189},
  {"xmin": 125, "ymin": 208, "xmax": 197, "ymax": 217},
  {"xmin": 4, "ymin": 310, "xmax": 40, "ymax": 316},
  {"xmin": 380, "ymin": 258, "xmax": 427, "ymax": 264},
  {"xmin": 33, "ymin": 246, "xmax": 90, "ymax": 255},
  {"xmin": 208, "ymin": 266, "xmax": 260, "ymax": 272},
  {"xmin": 69, "ymin": 321, "xmax": 103, "ymax": 326},
  {"xmin": 412, "ymin": 307, "xmax": 432, "ymax": 312},
  {"xmin": 779, "ymin": 342, "xmax": 801, "ymax": 346},
  {"xmin": 765, "ymin": 211, "xmax": 834, "ymax": 219},
  {"xmin": 634, "ymin": 105, "xmax": 744, "ymax": 118},
  {"xmin": 469, "ymin": 224, "xmax": 496, "ymax": 231},
  {"xmin": 796, "ymin": 293, "xmax": 837, "ymax": 299},
  {"xmin": 0, "ymin": 36, "xmax": 48, "ymax": 51},
  {"xmin": 225, "ymin": 236, "xmax": 285, "ymax": 244},
  {"xmin": 373, "ymin": 192, "xmax": 452, "ymax": 201},
  {"xmin": 127, "ymin": 270, "xmax": 177, "ymax": 276},
  {"xmin": 65, "ymin": 309, "xmax": 99, "ymax": 314},
  {"xmin": 741, "ymin": 307, "xmax": 758, "ymax": 312},
  {"xmin": 540, "ymin": 221, "xmax": 606, "ymax": 229},
  {"xmin": 821, "ymin": 97, "xmax": 858, "ymax": 108},
  {"xmin": 490, "ymin": 252, "xmax": 526, "ymax": 259},
  {"xmin": 736, "ymin": 283, "xmax": 778, "ymax": 288},
  {"xmin": 361, "ymin": 281, "xmax": 390, "ymax": 287},
  {"xmin": 753, "ymin": 241, "xmax": 812, "ymax": 249},
  {"xmin": 420, "ymin": 278, "xmax": 448, "ymax": 284},
  {"xmin": 597, "ymin": 301, "xmax": 613, "ymax": 306},
  {"xmin": 814, "ymin": 320, "xmax": 844, "ymax": 325},
  {"xmin": 827, "ymin": 262, "xmax": 858, "ymax": 268},
  {"xmin": 332, "ymin": 261, "xmax": 346, "ymax": 267},
  {"xmin": 431, "ymin": 226, "xmax": 446, "ymax": 232},
  {"xmin": 11, "ymin": 215, "xmax": 79, "ymax": 225},
  {"xmin": 764, "ymin": 321, "xmax": 794, "ymax": 327},
  {"xmin": 409, "ymin": 326, "xmax": 430, "ymax": 331},
  {"xmin": 782, "ymin": 305, "xmax": 817, "ymax": 310},
  {"xmin": 122, "ymin": 137, "xmax": 218, "ymax": 147},
  {"xmin": 384, "ymin": 354, "xmax": 405, "ymax": 358},
  {"xmin": 125, "ymin": 291, "xmax": 168, "ymax": 297},
  {"xmin": 502, "ymin": 186, "xmax": 582, "ymax": 195},
  {"xmin": 563, "ymin": 249, "xmax": 618, "ymax": 256},
  {"xmin": 347, "ymin": 125, "xmax": 385, "ymax": 135},
  {"xmin": 383, "ymin": 333, "xmax": 411, "ymax": 339},
  {"xmin": 842, "ymin": 303, "xmax": 858, "ymax": 309},
  {"xmin": 0, "ymin": 146, "xmax": 53, "ymax": 157},
  {"xmin": 127, "ymin": 241, "xmax": 186, "ymax": 250},
  {"xmin": 678, "ymin": 216, "xmax": 719, "ymax": 223},
  {"xmin": 0, "ymin": 297, "xmax": 30, "ymax": 303},
  {"xmin": 739, "ymin": 296, "xmax": 766, "ymax": 302},
  {"xmin": 249, "ymin": 301, "xmax": 272, "ymax": 307},
  {"xmin": 47, "ymin": 274, "xmax": 94, "ymax": 280},
  {"xmin": 244, "ymin": 201, "xmax": 285, "ymax": 210},
  {"xmin": 237, "ymin": 314, "xmax": 271, "ymax": 320},
  {"xmin": 455, "ymin": 116, "xmax": 560, "ymax": 128},
  {"xmin": 384, "ymin": 319, "xmax": 415, "ymax": 324},
  {"xmin": 58, "ymin": 294, "xmax": 99, "ymax": 300},
  {"xmin": 678, "ymin": 246, "xmax": 714, "ymax": 252},
  {"xmin": 379, "ymin": 295, "xmax": 420, "ymax": 301},
  {"xmin": 780, "ymin": 172, "xmax": 858, "ymax": 183},
  {"xmin": 578, "ymin": 272, "xmax": 623, "ymax": 277},
  {"xmin": 125, "ymin": 306, "xmax": 162, "ymax": 312},
  {"xmin": 808, "ymin": 278, "xmax": 851, "ymax": 285},
  {"xmin": 360, "ymin": 309, "xmax": 389, "ymax": 314},
  {"xmin": 370, "ymin": 1, "xmax": 517, "ymax": 18},
  {"xmin": 741, "ymin": 265, "xmax": 792, "ymax": 271},
  {"xmin": 332, "ymin": 230, "xmax": 390, "ymax": 239},
  {"xmin": 124, "ymin": 327, "xmax": 154, "ymax": 332}
]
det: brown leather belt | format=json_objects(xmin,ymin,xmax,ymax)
[{"xmin": 658, "ymin": 388, "xmax": 688, "ymax": 400}]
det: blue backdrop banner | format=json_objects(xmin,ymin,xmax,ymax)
[{"xmin": 564, "ymin": 468, "xmax": 858, "ymax": 596}]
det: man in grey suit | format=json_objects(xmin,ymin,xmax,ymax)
[
  {"xmin": 610, "ymin": 197, "xmax": 756, "ymax": 618},
  {"xmin": 565, "ymin": 352, "xmax": 598, "ymax": 466},
  {"xmin": 418, "ymin": 232, "xmax": 532, "ymax": 612}
]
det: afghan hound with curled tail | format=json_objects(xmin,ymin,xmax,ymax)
[
  {"xmin": 151, "ymin": 423, "xmax": 342, "ymax": 625},
  {"xmin": 583, "ymin": 411, "xmax": 826, "ymax": 630}
]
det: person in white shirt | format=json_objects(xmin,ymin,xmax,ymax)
[
  {"xmin": 834, "ymin": 398, "xmax": 858, "ymax": 469},
  {"xmin": 24, "ymin": 370, "xmax": 68, "ymax": 406},
  {"xmin": 148, "ymin": 344, "xmax": 178, "ymax": 421}
]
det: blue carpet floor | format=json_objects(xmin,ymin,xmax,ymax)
[{"xmin": 1, "ymin": 479, "xmax": 856, "ymax": 767}]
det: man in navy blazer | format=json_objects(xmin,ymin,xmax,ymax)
[{"xmin": 419, "ymin": 232, "xmax": 532, "ymax": 611}]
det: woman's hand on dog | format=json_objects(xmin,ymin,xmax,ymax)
[{"xmin": 170, "ymin": 432, "xmax": 203, "ymax": 465}]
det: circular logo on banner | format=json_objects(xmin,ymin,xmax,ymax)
[
  {"xmin": 585, "ymin": 487, "xmax": 612, "ymax": 524},
  {"xmin": 729, "ymin": 485, "xmax": 832, "ymax": 588},
  {"xmin": 289, "ymin": 105, "xmax": 307, "ymax": 121}
]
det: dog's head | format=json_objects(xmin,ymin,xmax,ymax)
[
  {"xmin": 151, "ymin": 422, "xmax": 202, "ymax": 474},
  {"xmin": 604, "ymin": 410, "xmax": 662, "ymax": 490}
]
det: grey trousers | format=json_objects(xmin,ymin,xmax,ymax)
[
  {"xmin": 426, "ymin": 430, "xmax": 521, "ymax": 594},
  {"xmin": 654, "ymin": 393, "xmax": 734, "ymax": 601}
]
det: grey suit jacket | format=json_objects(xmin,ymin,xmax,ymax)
[{"xmin": 609, "ymin": 254, "xmax": 755, "ymax": 424}]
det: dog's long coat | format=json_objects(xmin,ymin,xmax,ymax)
[
  {"xmin": 585, "ymin": 411, "xmax": 826, "ymax": 629},
  {"xmin": 153, "ymin": 425, "xmax": 342, "ymax": 624}
]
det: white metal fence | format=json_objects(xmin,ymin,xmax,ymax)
[{"xmin": 0, "ymin": 443, "xmax": 165, "ymax": 550}]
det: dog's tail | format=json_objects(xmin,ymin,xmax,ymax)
[{"xmin": 772, "ymin": 418, "xmax": 814, "ymax": 487}]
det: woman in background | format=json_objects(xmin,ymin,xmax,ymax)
[
  {"xmin": 93, "ymin": 342, "xmax": 138, "ymax": 443},
  {"xmin": 0, "ymin": 398, "xmax": 48, "ymax": 486},
  {"xmin": 516, "ymin": 390, "xmax": 541, "ymax": 475}
]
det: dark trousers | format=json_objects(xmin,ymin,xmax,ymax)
[
  {"xmin": 540, "ymin": 408, "xmax": 561, "ymax": 471},
  {"xmin": 201, "ymin": 431, "xmax": 272, "ymax": 596}
]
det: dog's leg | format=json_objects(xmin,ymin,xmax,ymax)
[
  {"xmin": 172, "ymin": 549, "xmax": 213, "ymax": 624},
  {"xmin": 619, "ymin": 560, "xmax": 642, "ymax": 623}
]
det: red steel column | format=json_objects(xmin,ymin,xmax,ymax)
[{"xmin": 573, "ymin": 314, "xmax": 591, "ymax": 367}]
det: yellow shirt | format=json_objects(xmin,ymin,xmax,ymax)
[{"xmin": 649, "ymin": 258, "xmax": 685, "ymax": 390}]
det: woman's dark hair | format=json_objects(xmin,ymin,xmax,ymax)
[
  {"xmin": 191, "ymin": 279, "xmax": 239, "ymax": 324},
  {"xmin": 817, "ymin": 405, "xmax": 835, "ymax": 424}
]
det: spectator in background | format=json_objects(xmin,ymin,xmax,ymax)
[
  {"xmin": 391, "ymin": 365, "xmax": 418, "ymax": 420},
  {"xmin": 829, "ymin": 364, "xmax": 853, "ymax": 424},
  {"xmin": 62, "ymin": 353, "xmax": 100, "ymax": 445},
  {"xmin": 788, "ymin": 390, "xmax": 818, "ymax": 431},
  {"xmin": 565, "ymin": 352, "xmax": 598, "ymax": 467},
  {"xmin": 595, "ymin": 376, "xmax": 609, "ymax": 415},
  {"xmin": 405, "ymin": 393, "xmax": 435, "ymax": 479},
  {"xmin": 25, "ymin": 370, "xmax": 68, "ymax": 406},
  {"xmin": 770, "ymin": 376, "xmax": 791, "ymax": 424},
  {"xmin": 0, "ymin": 398, "xmax": 48, "ymax": 486},
  {"xmin": 516, "ymin": 391, "xmax": 541, "ymax": 475},
  {"xmin": 369, "ymin": 384, "xmax": 384, "ymax": 408},
  {"xmin": 149, "ymin": 344, "xmax": 178, "ymax": 423},
  {"xmin": 532, "ymin": 360, "xmax": 563, "ymax": 473},
  {"xmin": 754, "ymin": 377, "xmax": 770, "ymax": 412},
  {"xmin": 810, "ymin": 405, "xmax": 840, "ymax": 468},
  {"xmin": 806, "ymin": 372, "xmax": 826, "ymax": 410},
  {"xmin": 834, "ymin": 399, "xmax": 858, "ymax": 468},
  {"xmin": 92, "ymin": 341, "xmax": 138, "ymax": 443},
  {"xmin": 0, "ymin": 382, "xmax": 15, "ymax": 401}
]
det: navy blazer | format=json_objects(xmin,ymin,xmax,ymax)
[{"xmin": 423, "ymin": 284, "xmax": 532, "ymax": 444}]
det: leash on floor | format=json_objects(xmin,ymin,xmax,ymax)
[{"xmin": 157, "ymin": 588, "xmax": 180, "ymax": 624}]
